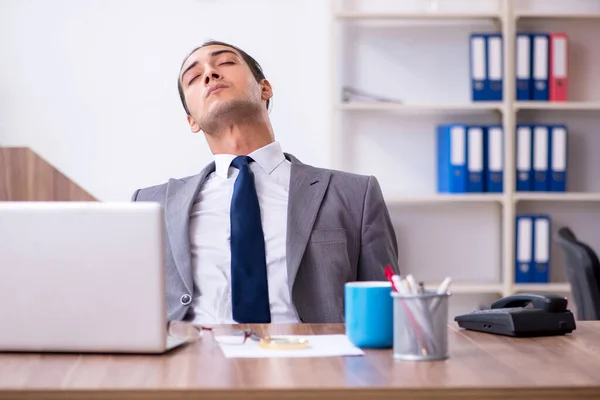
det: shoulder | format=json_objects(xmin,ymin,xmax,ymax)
[
  {"xmin": 130, "ymin": 174, "xmax": 198, "ymax": 202},
  {"xmin": 326, "ymin": 168, "xmax": 382, "ymax": 202},
  {"xmin": 131, "ymin": 160, "xmax": 215, "ymax": 202},
  {"xmin": 290, "ymin": 156, "xmax": 375, "ymax": 195},
  {"xmin": 326, "ymin": 167, "xmax": 372, "ymax": 189}
]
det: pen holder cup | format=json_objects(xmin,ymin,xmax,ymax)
[{"xmin": 391, "ymin": 291, "xmax": 450, "ymax": 361}]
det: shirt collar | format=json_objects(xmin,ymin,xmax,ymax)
[{"xmin": 214, "ymin": 141, "xmax": 285, "ymax": 179}]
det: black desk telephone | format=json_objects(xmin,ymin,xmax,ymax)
[{"xmin": 454, "ymin": 293, "xmax": 576, "ymax": 337}]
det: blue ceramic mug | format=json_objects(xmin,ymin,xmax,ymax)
[{"xmin": 344, "ymin": 281, "xmax": 394, "ymax": 348}]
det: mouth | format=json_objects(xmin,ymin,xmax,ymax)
[{"xmin": 206, "ymin": 85, "xmax": 227, "ymax": 98}]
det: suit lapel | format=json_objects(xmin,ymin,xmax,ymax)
[
  {"xmin": 165, "ymin": 162, "xmax": 215, "ymax": 294},
  {"xmin": 286, "ymin": 157, "xmax": 331, "ymax": 289}
]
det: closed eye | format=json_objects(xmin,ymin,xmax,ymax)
[
  {"xmin": 189, "ymin": 75, "xmax": 200, "ymax": 85},
  {"xmin": 219, "ymin": 61, "xmax": 234, "ymax": 66}
]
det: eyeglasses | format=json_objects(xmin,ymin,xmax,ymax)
[
  {"xmin": 168, "ymin": 322, "xmax": 309, "ymax": 349},
  {"xmin": 209, "ymin": 327, "xmax": 262, "ymax": 345},
  {"xmin": 209, "ymin": 327, "xmax": 310, "ymax": 350},
  {"xmin": 167, "ymin": 321, "xmax": 260, "ymax": 344}
]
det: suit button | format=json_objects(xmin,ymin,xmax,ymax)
[{"xmin": 180, "ymin": 294, "xmax": 192, "ymax": 305}]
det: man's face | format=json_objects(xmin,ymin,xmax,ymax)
[{"xmin": 179, "ymin": 45, "xmax": 268, "ymax": 133}]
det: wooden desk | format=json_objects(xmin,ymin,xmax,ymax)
[{"xmin": 1, "ymin": 322, "xmax": 600, "ymax": 399}]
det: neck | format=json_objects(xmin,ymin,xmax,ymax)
[{"xmin": 205, "ymin": 119, "xmax": 275, "ymax": 155}]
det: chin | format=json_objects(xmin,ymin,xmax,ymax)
[
  {"xmin": 200, "ymin": 98, "xmax": 260, "ymax": 133},
  {"xmin": 208, "ymin": 98, "xmax": 259, "ymax": 119},
  {"xmin": 206, "ymin": 98, "xmax": 237, "ymax": 115}
]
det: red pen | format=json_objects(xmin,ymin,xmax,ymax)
[{"xmin": 384, "ymin": 264, "xmax": 399, "ymax": 292}]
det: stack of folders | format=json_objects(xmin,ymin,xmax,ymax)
[
  {"xmin": 516, "ymin": 124, "xmax": 568, "ymax": 192},
  {"xmin": 436, "ymin": 124, "xmax": 503, "ymax": 193},
  {"xmin": 515, "ymin": 214, "xmax": 551, "ymax": 283},
  {"xmin": 470, "ymin": 32, "xmax": 568, "ymax": 102}
]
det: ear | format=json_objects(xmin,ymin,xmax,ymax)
[
  {"xmin": 187, "ymin": 114, "xmax": 201, "ymax": 133},
  {"xmin": 260, "ymin": 79, "xmax": 273, "ymax": 101}
]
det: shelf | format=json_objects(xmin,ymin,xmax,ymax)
[
  {"xmin": 337, "ymin": 102, "xmax": 503, "ymax": 112},
  {"xmin": 386, "ymin": 194, "xmax": 504, "ymax": 205},
  {"xmin": 516, "ymin": 12, "xmax": 600, "ymax": 20},
  {"xmin": 514, "ymin": 193, "xmax": 600, "ymax": 202},
  {"xmin": 386, "ymin": 193, "xmax": 600, "ymax": 205},
  {"xmin": 335, "ymin": 12, "xmax": 501, "ymax": 21},
  {"xmin": 512, "ymin": 283, "xmax": 571, "ymax": 293},
  {"xmin": 515, "ymin": 102, "xmax": 600, "ymax": 111},
  {"xmin": 424, "ymin": 282, "xmax": 503, "ymax": 295}
]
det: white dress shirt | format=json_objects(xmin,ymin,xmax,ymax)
[{"xmin": 189, "ymin": 141, "xmax": 300, "ymax": 324}]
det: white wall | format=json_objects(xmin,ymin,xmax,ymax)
[{"xmin": 0, "ymin": 0, "xmax": 331, "ymax": 201}]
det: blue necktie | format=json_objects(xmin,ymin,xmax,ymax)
[{"xmin": 230, "ymin": 155, "xmax": 271, "ymax": 323}]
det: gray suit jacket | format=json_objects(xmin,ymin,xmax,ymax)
[{"xmin": 131, "ymin": 153, "xmax": 399, "ymax": 323}]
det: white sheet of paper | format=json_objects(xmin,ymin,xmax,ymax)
[{"xmin": 217, "ymin": 334, "xmax": 365, "ymax": 358}]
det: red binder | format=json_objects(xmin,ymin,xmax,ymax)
[{"xmin": 549, "ymin": 33, "xmax": 568, "ymax": 102}]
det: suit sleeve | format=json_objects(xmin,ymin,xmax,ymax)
[{"xmin": 358, "ymin": 175, "xmax": 400, "ymax": 280}]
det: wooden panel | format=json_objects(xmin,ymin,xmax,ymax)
[
  {"xmin": 1, "ymin": 322, "xmax": 600, "ymax": 399},
  {"xmin": 0, "ymin": 147, "xmax": 96, "ymax": 201}
]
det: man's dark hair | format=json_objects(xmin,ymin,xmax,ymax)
[{"xmin": 177, "ymin": 40, "xmax": 270, "ymax": 115}]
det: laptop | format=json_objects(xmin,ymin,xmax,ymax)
[{"xmin": 0, "ymin": 201, "xmax": 189, "ymax": 353}]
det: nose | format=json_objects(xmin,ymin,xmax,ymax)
[{"xmin": 204, "ymin": 70, "xmax": 221, "ymax": 85}]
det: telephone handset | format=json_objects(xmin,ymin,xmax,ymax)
[
  {"xmin": 454, "ymin": 293, "xmax": 576, "ymax": 337},
  {"xmin": 490, "ymin": 293, "xmax": 568, "ymax": 313}
]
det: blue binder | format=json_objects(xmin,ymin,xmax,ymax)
[
  {"xmin": 515, "ymin": 32, "xmax": 532, "ymax": 100},
  {"xmin": 470, "ymin": 34, "xmax": 488, "ymax": 101},
  {"xmin": 515, "ymin": 215, "xmax": 534, "ymax": 283},
  {"xmin": 437, "ymin": 124, "xmax": 467, "ymax": 193},
  {"xmin": 516, "ymin": 125, "xmax": 533, "ymax": 191},
  {"xmin": 532, "ymin": 215, "xmax": 551, "ymax": 283},
  {"xmin": 532, "ymin": 33, "xmax": 549, "ymax": 101},
  {"xmin": 549, "ymin": 125, "xmax": 568, "ymax": 192},
  {"xmin": 533, "ymin": 125, "xmax": 550, "ymax": 191},
  {"xmin": 485, "ymin": 125, "xmax": 503, "ymax": 192},
  {"xmin": 486, "ymin": 34, "xmax": 503, "ymax": 101},
  {"xmin": 467, "ymin": 125, "xmax": 485, "ymax": 192}
]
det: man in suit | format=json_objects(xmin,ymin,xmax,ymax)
[{"xmin": 132, "ymin": 40, "xmax": 399, "ymax": 324}]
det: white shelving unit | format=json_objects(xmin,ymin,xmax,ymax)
[
  {"xmin": 514, "ymin": 193, "xmax": 600, "ymax": 203},
  {"xmin": 515, "ymin": 101, "xmax": 600, "ymax": 111},
  {"xmin": 385, "ymin": 193, "xmax": 504, "ymax": 205},
  {"xmin": 331, "ymin": 0, "xmax": 600, "ymax": 302},
  {"xmin": 516, "ymin": 12, "xmax": 600, "ymax": 20},
  {"xmin": 424, "ymin": 282, "xmax": 504, "ymax": 295}
]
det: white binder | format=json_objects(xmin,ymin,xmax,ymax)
[
  {"xmin": 533, "ymin": 125, "xmax": 549, "ymax": 191},
  {"xmin": 533, "ymin": 216, "xmax": 550, "ymax": 283},
  {"xmin": 516, "ymin": 216, "xmax": 533, "ymax": 283},
  {"xmin": 516, "ymin": 125, "xmax": 532, "ymax": 191},
  {"xmin": 486, "ymin": 126, "xmax": 503, "ymax": 192},
  {"xmin": 467, "ymin": 126, "xmax": 484, "ymax": 192},
  {"xmin": 550, "ymin": 125, "xmax": 567, "ymax": 192},
  {"xmin": 516, "ymin": 33, "xmax": 531, "ymax": 100}
]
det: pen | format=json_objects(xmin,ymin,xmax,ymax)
[
  {"xmin": 436, "ymin": 277, "xmax": 452, "ymax": 295},
  {"xmin": 391, "ymin": 275, "xmax": 404, "ymax": 296},
  {"xmin": 384, "ymin": 265, "xmax": 399, "ymax": 292},
  {"xmin": 430, "ymin": 277, "xmax": 452, "ymax": 313},
  {"xmin": 405, "ymin": 274, "xmax": 418, "ymax": 295}
]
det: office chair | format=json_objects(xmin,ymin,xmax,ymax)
[{"xmin": 554, "ymin": 227, "xmax": 600, "ymax": 320}]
